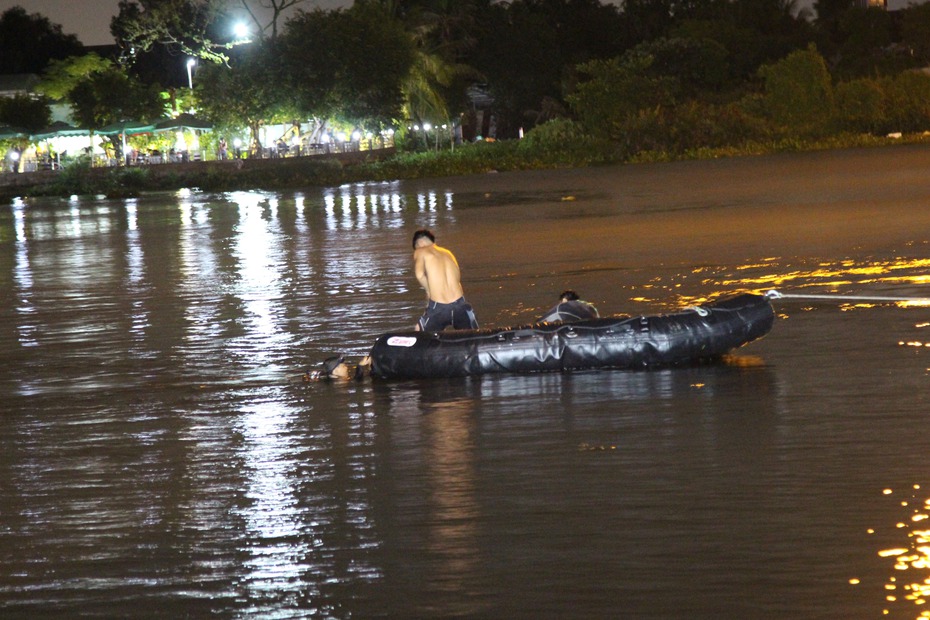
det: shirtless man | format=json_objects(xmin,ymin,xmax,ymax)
[{"xmin": 412, "ymin": 229, "xmax": 479, "ymax": 331}]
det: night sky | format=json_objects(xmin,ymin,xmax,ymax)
[
  {"xmin": 1, "ymin": 0, "xmax": 633, "ymax": 48},
  {"xmin": 0, "ymin": 0, "xmax": 354, "ymax": 46}
]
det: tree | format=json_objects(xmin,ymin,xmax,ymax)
[
  {"xmin": 467, "ymin": 0, "xmax": 627, "ymax": 136},
  {"xmin": 280, "ymin": 4, "xmax": 416, "ymax": 128},
  {"xmin": 623, "ymin": 37, "xmax": 730, "ymax": 97},
  {"xmin": 36, "ymin": 54, "xmax": 113, "ymax": 101},
  {"xmin": 236, "ymin": 0, "xmax": 306, "ymax": 43},
  {"xmin": 900, "ymin": 2, "xmax": 930, "ymax": 67},
  {"xmin": 111, "ymin": 0, "xmax": 232, "ymax": 65},
  {"xmin": 0, "ymin": 94, "xmax": 51, "ymax": 133},
  {"xmin": 195, "ymin": 44, "xmax": 289, "ymax": 153},
  {"xmin": 0, "ymin": 7, "xmax": 83, "ymax": 74},
  {"xmin": 832, "ymin": 7, "xmax": 894, "ymax": 78},
  {"xmin": 813, "ymin": 0, "xmax": 854, "ymax": 66},
  {"xmin": 68, "ymin": 68, "xmax": 165, "ymax": 129}
]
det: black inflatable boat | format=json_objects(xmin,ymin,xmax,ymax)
[{"xmin": 370, "ymin": 293, "xmax": 775, "ymax": 380}]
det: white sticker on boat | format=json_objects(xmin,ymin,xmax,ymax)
[{"xmin": 387, "ymin": 336, "xmax": 418, "ymax": 347}]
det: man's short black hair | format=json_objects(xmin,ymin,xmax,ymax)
[
  {"xmin": 560, "ymin": 290, "xmax": 580, "ymax": 301},
  {"xmin": 412, "ymin": 229, "xmax": 435, "ymax": 249}
]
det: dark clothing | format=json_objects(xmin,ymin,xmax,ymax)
[
  {"xmin": 539, "ymin": 300, "xmax": 599, "ymax": 323},
  {"xmin": 418, "ymin": 296, "xmax": 479, "ymax": 332}
]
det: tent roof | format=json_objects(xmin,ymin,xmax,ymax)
[
  {"xmin": 31, "ymin": 121, "xmax": 90, "ymax": 139},
  {"xmin": 96, "ymin": 120, "xmax": 156, "ymax": 136},
  {"xmin": 154, "ymin": 113, "xmax": 213, "ymax": 132}
]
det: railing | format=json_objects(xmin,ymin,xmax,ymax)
[{"xmin": 4, "ymin": 135, "xmax": 395, "ymax": 175}]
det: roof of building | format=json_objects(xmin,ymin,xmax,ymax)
[{"xmin": 0, "ymin": 73, "xmax": 39, "ymax": 97}]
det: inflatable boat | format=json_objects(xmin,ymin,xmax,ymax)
[{"xmin": 369, "ymin": 293, "xmax": 775, "ymax": 380}]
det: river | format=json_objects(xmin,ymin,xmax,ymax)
[{"xmin": 2, "ymin": 145, "xmax": 930, "ymax": 618}]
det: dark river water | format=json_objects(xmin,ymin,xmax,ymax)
[{"xmin": 3, "ymin": 146, "xmax": 930, "ymax": 618}]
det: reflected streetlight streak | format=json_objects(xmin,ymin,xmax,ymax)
[
  {"xmin": 11, "ymin": 199, "xmax": 37, "ymax": 348},
  {"xmin": 235, "ymin": 399, "xmax": 309, "ymax": 610},
  {"xmin": 123, "ymin": 199, "xmax": 148, "ymax": 341}
]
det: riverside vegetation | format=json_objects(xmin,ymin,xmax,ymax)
[{"xmin": 4, "ymin": 45, "xmax": 930, "ymax": 202}]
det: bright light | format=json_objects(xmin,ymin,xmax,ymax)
[
  {"xmin": 423, "ymin": 122, "xmax": 432, "ymax": 131},
  {"xmin": 351, "ymin": 130, "xmax": 361, "ymax": 142},
  {"xmin": 186, "ymin": 58, "xmax": 195, "ymax": 90},
  {"xmin": 335, "ymin": 132, "xmax": 346, "ymax": 142},
  {"xmin": 9, "ymin": 150, "xmax": 19, "ymax": 161},
  {"xmin": 233, "ymin": 22, "xmax": 249, "ymax": 39},
  {"xmin": 233, "ymin": 138, "xmax": 242, "ymax": 148}
]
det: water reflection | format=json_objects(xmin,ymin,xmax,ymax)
[
  {"xmin": 867, "ymin": 485, "xmax": 930, "ymax": 618},
  {"xmin": 235, "ymin": 397, "xmax": 310, "ymax": 615},
  {"xmin": 423, "ymin": 397, "xmax": 480, "ymax": 602},
  {"xmin": 11, "ymin": 199, "xmax": 36, "ymax": 348},
  {"xmin": 632, "ymin": 255, "xmax": 930, "ymax": 312},
  {"xmin": 3, "ymin": 171, "xmax": 930, "ymax": 618}
]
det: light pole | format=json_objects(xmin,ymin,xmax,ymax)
[
  {"xmin": 186, "ymin": 58, "xmax": 195, "ymax": 90},
  {"xmin": 233, "ymin": 22, "xmax": 250, "ymax": 41}
]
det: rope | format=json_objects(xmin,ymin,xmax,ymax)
[{"xmin": 765, "ymin": 289, "xmax": 930, "ymax": 303}]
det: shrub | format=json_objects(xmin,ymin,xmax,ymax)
[
  {"xmin": 516, "ymin": 118, "xmax": 612, "ymax": 165},
  {"xmin": 832, "ymin": 78, "xmax": 886, "ymax": 134},
  {"xmin": 881, "ymin": 71, "xmax": 930, "ymax": 133},
  {"xmin": 759, "ymin": 45, "xmax": 834, "ymax": 136}
]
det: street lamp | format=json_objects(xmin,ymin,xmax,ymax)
[
  {"xmin": 233, "ymin": 22, "xmax": 250, "ymax": 41},
  {"xmin": 186, "ymin": 58, "xmax": 195, "ymax": 90}
]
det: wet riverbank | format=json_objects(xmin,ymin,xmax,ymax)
[{"xmin": 0, "ymin": 147, "xmax": 396, "ymax": 198}]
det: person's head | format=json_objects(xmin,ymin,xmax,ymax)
[
  {"xmin": 305, "ymin": 354, "xmax": 349, "ymax": 381},
  {"xmin": 412, "ymin": 229, "xmax": 435, "ymax": 249},
  {"xmin": 323, "ymin": 354, "xmax": 350, "ymax": 379},
  {"xmin": 560, "ymin": 290, "xmax": 580, "ymax": 302}
]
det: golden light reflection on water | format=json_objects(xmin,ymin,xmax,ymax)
[
  {"xmin": 861, "ymin": 485, "xmax": 930, "ymax": 618},
  {"xmin": 645, "ymin": 255, "xmax": 930, "ymax": 310}
]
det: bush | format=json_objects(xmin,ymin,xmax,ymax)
[
  {"xmin": 46, "ymin": 155, "xmax": 95, "ymax": 195},
  {"xmin": 759, "ymin": 45, "xmax": 834, "ymax": 136},
  {"xmin": 881, "ymin": 71, "xmax": 930, "ymax": 133},
  {"xmin": 567, "ymin": 56, "xmax": 679, "ymax": 140},
  {"xmin": 516, "ymin": 118, "xmax": 612, "ymax": 165},
  {"xmin": 832, "ymin": 78, "xmax": 886, "ymax": 134}
]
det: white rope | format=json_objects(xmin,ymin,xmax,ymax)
[{"xmin": 765, "ymin": 289, "xmax": 930, "ymax": 303}]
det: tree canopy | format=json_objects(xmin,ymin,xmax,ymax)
[
  {"xmin": 278, "ymin": 4, "xmax": 416, "ymax": 127},
  {"xmin": 3, "ymin": 0, "xmax": 930, "ymax": 153},
  {"xmin": 111, "ymin": 0, "xmax": 233, "ymax": 65},
  {"xmin": 0, "ymin": 7, "xmax": 83, "ymax": 74}
]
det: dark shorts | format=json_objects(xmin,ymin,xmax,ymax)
[{"xmin": 418, "ymin": 297, "xmax": 479, "ymax": 332}]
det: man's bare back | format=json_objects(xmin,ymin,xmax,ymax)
[
  {"xmin": 414, "ymin": 242, "xmax": 465, "ymax": 304},
  {"xmin": 411, "ymin": 229, "xmax": 478, "ymax": 331}
]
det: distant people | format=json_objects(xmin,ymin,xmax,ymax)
[
  {"xmin": 303, "ymin": 354, "xmax": 371, "ymax": 382},
  {"xmin": 276, "ymin": 138, "xmax": 288, "ymax": 158},
  {"xmin": 218, "ymin": 138, "xmax": 228, "ymax": 160},
  {"xmin": 539, "ymin": 290, "xmax": 599, "ymax": 323},
  {"xmin": 412, "ymin": 229, "xmax": 478, "ymax": 332}
]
